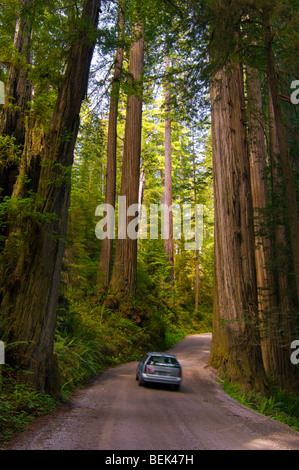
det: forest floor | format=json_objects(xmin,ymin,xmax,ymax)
[{"xmin": 3, "ymin": 333, "xmax": 299, "ymax": 451}]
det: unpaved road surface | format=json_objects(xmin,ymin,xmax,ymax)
[{"xmin": 4, "ymin": 333, "xmax": 299, "ymax": 450}]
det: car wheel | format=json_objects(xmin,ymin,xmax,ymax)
[{"xmin": 138, "ymin": 375, "xmax": 144, "ymax": 386}]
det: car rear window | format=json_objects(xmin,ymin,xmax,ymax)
[{"xmin": 149, "ymin": 356, "xmax": 179, "ymax": 366}]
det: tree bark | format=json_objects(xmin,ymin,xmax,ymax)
[
  {"xmin": 264, "ymin": 15, "xmax": 299, "ymax": 305},
  {"xmin": 209, "ymin": 62, "xmax": 268, "ymax": 394},
  {"xmin": 266, "ymin": 80, "xmax": 296, "ymax": 391},
  {"xmin": 1, "ymin": 0, "xmax": 100, "ymax": 397},
  {"xmin": 163, "ymin": 58, "xmax": 174, "ymax": 281},
  {"xmin": 246, "ymin": 65, "xmax": 275, "ymax": 371},
  {"xmin": 97, "ymin": 0, "xmax": 125, "ymax": 288},
  {"xmin": 109, "ymin": 24, "xmax": 144, "ymax": 297}
]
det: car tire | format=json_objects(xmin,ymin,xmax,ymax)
[{"xmin": 138, "ymin": 375, "xmax": 144, "ymax": 386}]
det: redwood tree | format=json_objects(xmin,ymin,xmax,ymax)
[
  {"xmin": 97, "ymin": 0, "xmax": 125, "ymax": 288},
  {"xmin": 109, "ymin": 23, "xmax": 144, "ymax": 297},
  {"xmin": 263, "ymin": 10, "xmax": 299, "ymax": 304},
  {"xmin": 209, "ymin": 61, "xmax": 268, "ymax": 394},
  {"xmin": 163, "ymin": 57, "xmax": 174, "ymax": 281},
  {"xmin": 1, "ymin": 0, "xmax": 100, "ymax": 397},
  {"xmin": 246, "ymin": 65, "xmax": 275, "ymax": 369}
]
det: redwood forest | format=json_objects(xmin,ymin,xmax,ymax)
[{"xmin": 0, "ymin": 0, "xmax": 299, "ymax": 444}]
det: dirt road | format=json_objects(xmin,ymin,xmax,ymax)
[{"xmin": 4, "ymin": 333, "xmax": 299, "ymax": 450}]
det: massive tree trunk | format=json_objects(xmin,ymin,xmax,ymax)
[
  {"xmin": 0, "ymin": 0, "xmax": 34, "ymax": 199},
  {"xmin": 264, "ymin": 15, "xmax": 299, "ymax": 305},
  {"xmin": 246, "ymin": 65, "xmax": 276, "ymax": 372},
  {"xmin": 0, "ymin": 0, "xmax": 100, "ymax": 397},
  {"xmin": 209, "ymin": 62, "xmax": 268, "ymax": 394},
  {"xmin": 97, "ymin": 0, "xmax": 125, "ymax": 288},
  {"xmin": 163, "ymin": 58, "xmax": 174, "ymax": 281},
  {"xmin": 262, "ymin": 14, "xmax": 299, "ymax": 392},
  {"xmin": 266, "ymin": 82, "xmax": 297, "ymax": 392},
  {"xmin": 109, "ymin": 24, "xmax": 144, "ymax": 297}
]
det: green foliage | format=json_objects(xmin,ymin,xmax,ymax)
[
  {"xmin": 164, "ymin": 327, "xmax": 186, "ymax": 350},
  {"xmin": 0, "ymin": 367, "xmax": 57, "ymax": 445},
  {"xmin": 222, "ymin": 379, "xmax": 299, "ymax": 432},
  {"xmin": 0, "ymin": 135, "xmax": 22, "ymax": 169}
]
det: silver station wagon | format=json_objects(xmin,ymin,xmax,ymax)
[{"xmin": 136, "ymin": 352, "xmax": 182, "ymax": 390}]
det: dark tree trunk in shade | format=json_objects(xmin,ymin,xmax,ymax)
[
  {"xmin": 0, "ymin": 0, "xmax": 33, "ymax": 200},
  {"xmin": 264, "ymin": 16, "xmax": 299, "ymax": 305}
]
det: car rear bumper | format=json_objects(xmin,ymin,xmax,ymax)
[{"xmin": 141, "ymin": 373, "xmax": 182, "ymax": 385}]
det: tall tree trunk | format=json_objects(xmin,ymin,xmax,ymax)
[
  {"xmin": 246, "ymin": 65, "xmax": 275, "ymax": 373},
  {"xmin": 97, "ymin": 0, "xmax": 125, "ymax": 288},
  {"xmin": 109, "ymin": 25, "xmax": 144, "ymax": 297},
  {"xmin": 209, "ymin": 62, "xmax": 268, "ymax": 394},
  {"xmin": 0, "ymin": 0, "xmax": 34, "ymax": 199},
  {"xmin": 192, "ymin": 153, "xmax": 199, "ymax": 311},
  {"xmin": 266, "ymin": 81, "xmax": 296, "ymax": 392},
  {"xmin": 163, "ymin": 58, "xmax": 174, "ymax": 281},
  {"xmin": 1, "ymin": 0, "xmax": 100, "ymax": 397},
  {"xmin": 264, "ymin": 14, "xmax": 299, "ymax": 305}
]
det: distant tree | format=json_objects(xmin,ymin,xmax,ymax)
[
  {"xmin": 110, "ymin": 22, "xmax": 144, "ymax": 297},
  {"xmin": 97, "ymin": 0, "xmax": 125, "ymax": 288},
  {"xmin": 163, "ymin": 57, "xmax": 174, "ymax": 281}
]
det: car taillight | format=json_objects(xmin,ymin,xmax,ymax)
[{"xmin": 144, "ymin": 365, "xmax": 147, "ymax": 373}]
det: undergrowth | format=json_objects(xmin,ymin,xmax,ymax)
[
  {"xmin": 222, "ymin": 379, "xmax": 299, "ymax": 432},
  {"xmin": 0, "ymin": 368, "xmax": 57, "ymax": 444}
]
